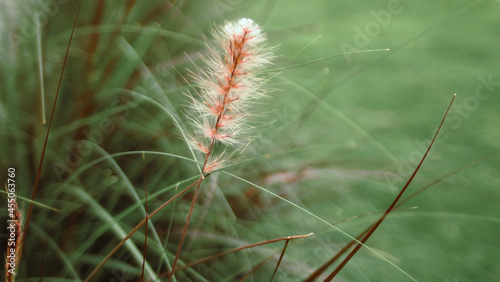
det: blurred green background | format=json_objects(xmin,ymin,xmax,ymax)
[{"xmin": 1, "ymin": 0, "xmax": 499, "ymax": 281}]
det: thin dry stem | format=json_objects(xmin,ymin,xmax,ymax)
[
  {"xmin": 168, "ymin": 174, "xmax": 204, "ymax": 282},
  {"xmin": 22, "ymin": 0, "xmax": 83, "ymax": 271},
  {"xmin": 160, "ymin": 233, "xmax": 312, "ymax": 279},
  {"xmin": 324, "ymin": 94, "xmax": 456, "ymax": 281},
  {"xmin": 270, "ymin": 239, "xmax": 290, "ymax": 281}
]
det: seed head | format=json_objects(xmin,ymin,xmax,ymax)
[{"xmin": 186, "ymin": 18, "xmax": 274, "ymax": 173}]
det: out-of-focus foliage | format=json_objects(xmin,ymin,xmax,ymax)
[{"xmin": 1, "ymin": 1, "xmax": 499, "ymax": 281}]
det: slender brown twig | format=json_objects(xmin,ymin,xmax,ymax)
[
  {"xmin": 168, "ymin": 174, "xmax": 204, "ymax": 282},
  {"xmin": 324, "ymin": 94, "xmax": 456, "ymax": 281},
  {"xmin": 159, "ymin": 233, "xmax": 312, "ymax": 279},
  {"xmin": 21, "ymin": 0, "xmax": 82, "ymax": 273},
  {"xmin": 270, "ymin": 238, "xmax": 290, "ymax": 281},
  {"xmin": 305, "ymin": 154, "xmax": 499, "ymax": 281},
  {"xmin": 306, "ymin": 95, "xmax": 458, "ymax": 281},
  {"xmin": 305, "ymin": 150, "xmax": 497, "ymax": 281}
]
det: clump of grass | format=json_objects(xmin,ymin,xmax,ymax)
[
  {"xmin": 5, "ymin": 2, "xmax": 497, "ymax": 281},
  {"xmin": 83, "ymin": 17, "xmax": 278, "ymax": 281}
]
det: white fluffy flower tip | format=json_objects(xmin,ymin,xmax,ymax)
[{"xmin": 225, "ymin": 18, "xmax": 255, "ymax": 34}]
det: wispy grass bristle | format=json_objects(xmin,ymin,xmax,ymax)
[{"xmin": 185, "ymin": 18, "xmax": 275, "ymax": 173}]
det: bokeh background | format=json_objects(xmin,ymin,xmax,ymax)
[{"xmin": 1, "ymin": 0, "xmax": 499, "ymax": 281}]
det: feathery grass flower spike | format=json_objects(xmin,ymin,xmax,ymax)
[{"xmin": 186, "ymin": 18, "xmax": 274, "ymax": 174}]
